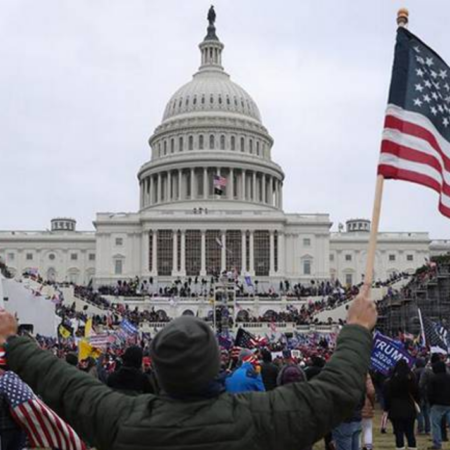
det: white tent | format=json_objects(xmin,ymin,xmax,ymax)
[{"xmin": 0, "ymin": 275, "xmax": 58, "ymax": 337}]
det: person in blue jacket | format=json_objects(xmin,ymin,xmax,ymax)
[{"xmin": 225, "ymin": 348, "xmax": 265, "ymax": 393}]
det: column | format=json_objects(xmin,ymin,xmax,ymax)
[
  {"xmin": 157, "ymin": 174, "xmax": 162, "ymax": 203},
  {"xmin": 278, "ymin": 231, "xmax": 285, "ymax": 276},
  {"xmin": 141, "ymin": 231, "xmax": 150, "ymax": 275},
  {"xmin": 178, "ymin": 170, "xmax": 182, "ymax": 200},
  {"xmin": 200, "ymin": 230, "xmax": 206, "ymax": 276},
  {"xmin": 269, "ymin": 176, "xmax": 274, "ymax": 206},
  {"xmin": 275, "ymin": 180, "xmax": 279, "ymax": 208},
  {"xmin": 172, "ymin": 230, "xmax": 178, "ymax": 276},
  {"xmin": 228, "ymin": 168, "xmax": 234, "ymax": 200},
  {"xmin": 168, "ymin": 171, "xmax": 172, "ymax": 201},
  {"xmin": 221, "ymin": 231, "xmax": 226, "ymax": 272},
  {"xmin": 269, "ymin": 230, "xmax": 275, "ymax": 275},
  {"xmin": 203, "ymin": 168, "xmax": 208, "ymax": 199},
  {"xmin": 263, "ymin": 174, "xmax": 267, "ymax": 203},
  {"xmin": 180, "ymin": 230, "xmax": 186, "ymax": 275},
  {"xmin": 190, "ymin": 168, "xmax": 195, "ymax": 199},
  {"xmin": 242, "ymin": 170, "xmax": 246, "ymax": 200},
  {"xmin": 241, "ymin": 231, "xmax": 246, "ymax": 273},
  {"xmin": 249, "ymin": 230, "xmax": 255, "ymax": 275},
  {"xmin": 279, "ymin": 182, "xmax": 283, "ymax": 209},
  {"xmin": 253, "ymin": 172, "xmax": 257, "ymax": 202},
  {"xmin": 150, "ymin": 176, "xmax": 154, "ymax": 205},
  {"xmin": 152, "ymin": 231, "xmax": 157, "ymax": 276}
]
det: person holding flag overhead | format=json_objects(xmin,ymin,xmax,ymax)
[{"xmin": 0, "ymin": 283, "xmax": 377, "ymax": 450}]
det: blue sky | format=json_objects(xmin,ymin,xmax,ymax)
[{"xmin": 1, "ymin": 1, "xmax": 450, "ymax": 238}]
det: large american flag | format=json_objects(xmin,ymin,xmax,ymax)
[
  {"xmin": 0, "ymin": 371, "xmax": 85, "ymax": 450},
  {"xmin": 379, "ymin": 27, "xmax": 450, "ymax": 217}
]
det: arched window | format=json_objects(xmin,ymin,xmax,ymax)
[
  {"xmin": 210, "ymin": 95, "xmax": 214, "ymax": 104},
  {"xmin": 199, "ymin": 135, "xmax": 204, "ymax": 150},
  {"xmin": 209, "ymin": 134, "xmax": 215, "ymax": 149},
  {"xmin": 240, "ymin": 137, "xmax": 245, "ymax": 152},
  {"xmin": 163, "ymin": 140, "xmax": 167, "ymax": 155},
  {"xmin": 218, "ymin": 96, "xmax": 222, "ymax": 105},
  {"xmin": 170, "ymin": 138, "xmax": 174, "ymax": 153},
  {"xmin": 231, "ymin": 136, "xmax": 236, "ymax": 150},
  {"xmin": 256, "ymin": 141, "xmax": 260, "ymax": 155},
  {"xmin": 158, "ymin": 143, "xmax": 161, "ymax": 157},
  {"xmin": 193, "ymin": 96, "xmax": 197, "ymax": 105},
  {"xmin": 179, "ymin": 137, "xmax": 183, "ymax": 152},
  {"xmin": 201, "ymin": 95, "xmax": 205, "ymax": 105},
  {"xmin": 220, "ymin": 135, "xmax": 225, "ymax": 150},
  {"xmin": 188, "ymin": 135, "xmax": 194, "ymax": 150},
  {"xmin": 249, "ymin": 139, "xmax": 253, "ymax": 154}
]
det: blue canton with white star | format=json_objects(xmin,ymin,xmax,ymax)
[{"xmin": 388, "ymin": 28, "xmax": 450, "ymax": 139}]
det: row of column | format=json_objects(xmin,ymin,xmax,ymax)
[
  {"xmin": 146, "ymin": 229, "xmax": 282, "ymax": 277},
  {"xmin": 140, "ymin": 168, "xmax": 283, "ymax": 209}
]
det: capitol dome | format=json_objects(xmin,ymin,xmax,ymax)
[
  {"xmin": 138, "ymin": 7, "xmax": 284, "ymax": 213},
  {"xmin": 162, "ymin": 72, "xmax": 262, "ymax": 123}
]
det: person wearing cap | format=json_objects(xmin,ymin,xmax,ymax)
[
  {"xmin": 0, "ymin": 286, "xmax": 376, "ymax": 450},
  {"xmin": 107, "ymin": 346, "xmax": 154, "ymax": 395},
  {"xmin": 225, "ymin": 348, "xmax": 265, "ymax": 393}
]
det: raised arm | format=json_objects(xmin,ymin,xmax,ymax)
[
  {"xmin": 245, "ymin": 286, "xmax": 375, "ymax": 449},
  {"xmin": 0, "ymin": 314, "xmax": 135, "ymax": 450}
]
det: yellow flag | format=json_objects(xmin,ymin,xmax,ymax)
[
  {"xmin": 58, "ymin": 324, "xmax": 71, "ymax": 340},
  {"xmin": 85, "ymin": 318, "xmax": 93, "ymax": 338},
  {"xmin": 78, "ymin": 339, "xmax": 102, "ymax": 362}
]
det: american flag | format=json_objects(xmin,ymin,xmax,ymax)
[
  {"xmin": 379, "ymin": 27, "xmax": 450, "ymax": 217},
  {"xmin": 234, "ymin": 328, "xmax": 258, "ymax": 349},
  {"xmin": 213, "ymin": 175, "xmax": 227, "ymax": 195},
  {"xmin": 421, "ymin": 315, "xmax": 448, "ymax": 353},
  {"xmin": 0, "ymin": 372, "xmax": 85, "ymax": 450}
]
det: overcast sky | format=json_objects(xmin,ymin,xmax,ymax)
[{"xmin": 1, "ymin": 1, "xmax": 450, "ymax": 238}]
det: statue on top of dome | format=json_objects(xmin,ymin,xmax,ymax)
[{"xmin": 207, "ymin": 6, "xmax": 216, "ymax": 26}]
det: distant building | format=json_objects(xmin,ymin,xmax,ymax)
[{"xmin": 1, "ymin": 12, "xmax": 449, "ymax": 286}]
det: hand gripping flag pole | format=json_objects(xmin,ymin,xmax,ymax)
[{"xmin": 364, "ymin": 9, "xmax": 410, "ymax": 287}]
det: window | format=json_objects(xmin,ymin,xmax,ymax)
[
  {"xmin": 26, "ymin": 253, "xmax": 33, "ymax": 261},
  {"xmin": 163, "ymin": 140, "xmax": 167, "ymax": 155},
  {"xmin": 389, "ymin": 254, "xmax": 396, "ymax": 262},
  {"xmin": 49, "ymin": 253, "xmax": 55, "ymax": 261},
  {"xmin": 407, "ymin": 254, "xmax": 414, "ymax": 262},
  {"xmin": 303, "ymin": 260, "xmax": 311, "ymax": 275},
  {"xmin": 345, "ymin": 273, "xmax": 353, "ymax": 286},
  {"xmin": 303, "ymin": 238, "xmax": 311, "ymax": 247},
  {"xmin": 199, "ymin": 135, "xmax": 204, "ymax": 150},
  {"xmin": 330, "ymin": 254, "xmax": 335, "ymax": 262},
  {"xmin": 178, "ymin": 136, "xmax": 183, "ymax": 152},
  {"xmin": 345, "ymin": 254, "xmax": 352, "ymax": 261},
  {"xmin": 186, "ymin": 230, "xmax": 201, "ymax": 276},
  {"xmin": 170, "ymin": 138, "xmax": 174, "ymax": 153},
  {"xmin": 157, "ymin": 230, "xmax": 173, "ymax": 276},
  {"xmin": 188, "ymin": 136, "xmax": 194, "ymax": 150},
  {"xmin": 256, "ymin": 141, "xmax": 260, "ymax": 155},
  {"xmin": 254, "ymin": 230, "xmax": 270, "ymax": 276},
  {"xmin": 158, "ymin": 143, "xmax": 161, "ymax": 157},
  {"xmin": 220, "ymin": 135, "xmax": 225, "ymax": 150},
  {"xmin": 115, "ymin": 237, "xmax": 123, "ymax": 246},
  {"xmin": 249, "ymin": 139, "xmax": 253, "ymax": 154},
  {"xmin": 209, "ymin": 134, "xmax": 215, "ymax": 149},
  {"xmin": 231, "ymin": 136, "xmax": 236, "ymax": 150},
  {"xmin": 206, "ymin": 230, "xmax": 221, "ymax": 275},
  {"xmin": 226, "ymin": 230, "xmax": 242, "ymax": 273},
  {"xmin": 240, "ymin": 137, "xmax": 245, "ymax": 152},
  {"xmin": 89, "ymin": 254, "xmax": 95, "ymax": 261},
  {"xmin": 114, "ymin": 259, "xmax": 123, "ymax": 275},
  {"xmin": 71, "ymin": 253, "xmax": 78, "ymax": 261},
  {"xmin": 7, "ymin": 253, "xmax": 15, "ymax": 262}
]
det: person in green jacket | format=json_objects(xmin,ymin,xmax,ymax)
[{"xmin": 0, "ymin": 285, "xmax": 376, "ymax": 450}]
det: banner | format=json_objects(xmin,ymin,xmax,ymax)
[
  {"xmin": 371, "ymin": 332, "xmax": 415, "ymax": 375},
  {"xmin": 120, "ymin": 319, "xmax": 139, "ymax": 336}
]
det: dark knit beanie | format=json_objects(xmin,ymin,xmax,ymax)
[
  {"xmin": 122, "ymin": 346, "xmax": 143, "ymax": 369},
  {"xmin": 150, "ymin": 317, "xmax": 220, "ymax": 395}
]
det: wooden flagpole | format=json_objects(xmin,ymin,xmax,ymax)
[{"xmin": 364, "ymin": 8, "xmax": 409, "ymax": 287}]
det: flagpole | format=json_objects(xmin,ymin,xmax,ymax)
[{"xmin": 364, "ymin": 9, "xmax": 409, "ymax": 287}]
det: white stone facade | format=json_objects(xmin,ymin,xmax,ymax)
[{"xmin": 1, "ymin": 16, "xmax": 449, "ymax": 287}]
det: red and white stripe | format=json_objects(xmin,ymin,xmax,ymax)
[
  {"xmin": 12, "ymin": 398, "xmax": 85, "ymax": 450},
  {"xmin": 378, "ymin": 104, "xmax": 450, "ymax": 217}
]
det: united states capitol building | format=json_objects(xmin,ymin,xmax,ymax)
[{"xmin": 2, "ymin": 11, "xmax": 450, "ymax": 289}]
